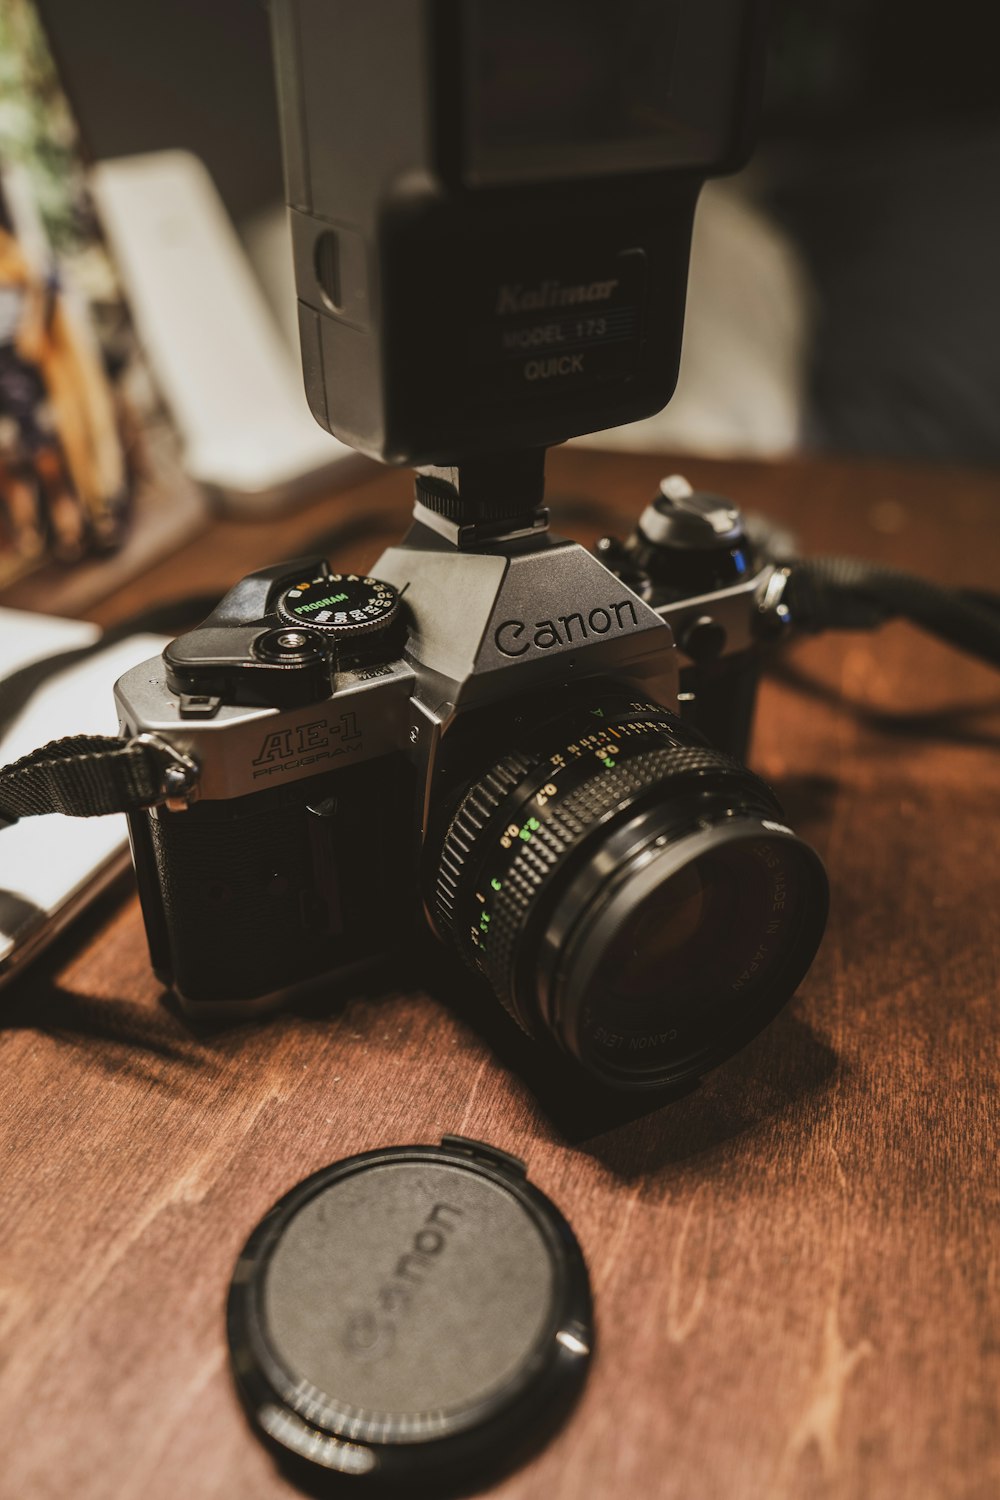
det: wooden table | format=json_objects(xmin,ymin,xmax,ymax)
[{"xmin": 1, "ymin": 448, "xmax": 998, "ymax": 1500}]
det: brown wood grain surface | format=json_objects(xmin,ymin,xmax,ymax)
[{"xmin": 1, "ymin": 448, "xmax": 998, "ymax": 1500}]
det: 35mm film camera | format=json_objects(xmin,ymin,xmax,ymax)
[
  {"xmin": 116, "ymin": 460, "xmax": 827, "ymax": 1092},
  {"xmin": 110, "ymin": 0, "xmax": 831, "ymax": 1094}
]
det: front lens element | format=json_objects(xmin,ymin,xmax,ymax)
[
  {"xmin": 557, "ymin": 828, "xmax": 822, "ymax": 1085},
  {"xmin": 433, "ymin": 692, "xmax": 828, "ymax": 1091}
]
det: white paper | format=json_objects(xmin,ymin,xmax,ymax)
[{"xmin": 0, "ymin": 608, "xmax": 168, "ymax": 969}]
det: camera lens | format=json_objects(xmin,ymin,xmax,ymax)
[{"xmin": 433, "ymin": 692, "xmax": 827, "ymax": 1091}]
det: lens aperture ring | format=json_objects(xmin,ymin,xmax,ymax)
[
  {"xmin": 435, "ymin": 750, "xmax": 536, "ymax": 941},
  {"xmin": 481, "ymin": 748, "xmax": 775, "ymax": 1029},
  {"xmin": 435, "ymin": 704, "xmax": 692, "ymax": 945},
  {"xmin": 436, "ymin": 707, "xmax": 682, "ymax": 956}
]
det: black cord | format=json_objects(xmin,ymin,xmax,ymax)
[{"xmin": 783, "ymin": 558, "xmax": 1000, "ymax": 669}]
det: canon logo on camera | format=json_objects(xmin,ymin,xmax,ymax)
[{"xmin": 494, "ymin": 598, "xmax": 640, "ymax": 658}]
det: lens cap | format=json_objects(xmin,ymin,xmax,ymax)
[{"xmin": 227, "ymin": 1136, "xmax": 593, "ymax": 1490}]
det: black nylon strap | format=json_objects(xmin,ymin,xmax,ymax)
[
  {"xmin": 784, "ymin": 560, "xmax": 1000, "ymax": 667},
  {"xmin": 0, "ymin": 735, "xmax": 180, "ymax": 825}
]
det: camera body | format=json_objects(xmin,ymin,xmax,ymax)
[
  {"xmin": 115, "ymin": 477, "xmax": 826, "ymax": 1091},
  {"xmin": 270, "ymin": 0, "xmax": 769, "ymax": 464}
]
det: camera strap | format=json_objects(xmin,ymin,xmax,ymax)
[
  {"xmin": 0, "ymin": 733, "xmax": 198, "ymax": 829},
  {"xmin": 778, "ymin": 560, "xmax": 1000, "ymax": 667}
]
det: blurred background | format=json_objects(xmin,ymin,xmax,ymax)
[
  {"xmin": 25, "ymin": 0, "xmax": 996, "ymax": 471},
  {"xmin": 1, "ymin": 0, "xmax": 996, "ymax": 583}
]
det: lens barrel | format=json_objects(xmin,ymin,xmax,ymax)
[{"xmin": 433, "ymin": 692, "xmax": 827, "ymax": 1091}]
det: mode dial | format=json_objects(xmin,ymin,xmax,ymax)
[{"xmin": 277, "ymin": 572, "xmax": 401, "ymax": 640}]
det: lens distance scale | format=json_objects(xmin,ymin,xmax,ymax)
[{"xmin": 278, "ymin": 572, "xmax": 400, "ymax": 638}]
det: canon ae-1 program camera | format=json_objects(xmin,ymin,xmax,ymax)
[
  {"xmin": 115, "ymin": 462, "xmax": 828, "ymax": 1093},
  {"xmin": 109, "ymin": 0, "xmax": 830, "ymax": 1094}
]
